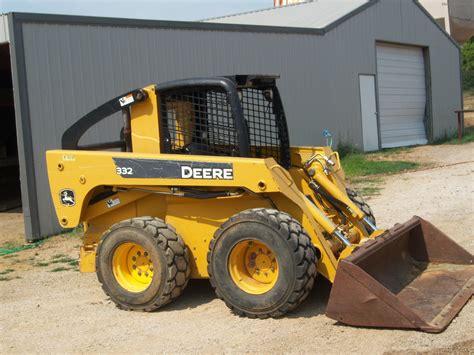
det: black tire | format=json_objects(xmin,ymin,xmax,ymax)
[
  {"xmin": 96, "ymin": 216, "xmax": 191, "ymax": 311},
  {"xmin": 346, "ymin": 188, "xmax": 376, "ymax": 225},
  {"xmin": 208, "ymin": 208, "xmax": 317, "ymax": 318}
]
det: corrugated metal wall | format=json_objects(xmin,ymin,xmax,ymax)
[
  {"xmin": 10, "ymin": 0, "xmax": 461, "ymax": 239},
  {"xmin": 0, "ymin": 15, "xmax": 9, "ymax": 43}
]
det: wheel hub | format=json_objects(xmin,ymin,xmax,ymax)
[
  {"xmin": 228, "ymin": 240, "xmax": 279, "ymax": 295},
  {"xmin": 112, "ymin": 242, "xmax": 155, "ymax": 292},
  {"xmin": 245, "ymin": 243, "xmax": 277, "ymax": 284}
]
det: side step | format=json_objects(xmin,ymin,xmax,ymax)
[{"xmin": 326, "ymin": 217, "xmax": 473, "ymax": 332}]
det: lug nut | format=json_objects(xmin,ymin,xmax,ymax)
[
  {"xmin": 132, "ymin": 256, "xmax": 136, "ymax": 261},
  {"xmin": 144, "ymin": 252, "xmax": 148, "ymax": 257},
  {"xmin": 137, "ymin": 251, "xmax": 141, "ymax": 256},
  {"xmin": 132, "ymin": 265, "xmax": 137, "ymax": 269}
]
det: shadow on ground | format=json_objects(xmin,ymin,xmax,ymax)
[
  {"xmin": 163, "ymin": 275, "xmax": 332, "ymax": 318},
  {"xmin": 161, "ymin": 279, "xmax": 216, "ymax": 311},
  {"xmin": 288, "ymin": 276, "xmax": 331, "ymax": 319}
]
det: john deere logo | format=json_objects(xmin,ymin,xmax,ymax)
[{"xmin": 59, "ymin": 189, "xmax": 75, "ymax": 207}]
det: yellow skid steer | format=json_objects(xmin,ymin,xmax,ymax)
[{"xmin": 46, "ymin": 75, "xmax": 472, "ymax": 332}]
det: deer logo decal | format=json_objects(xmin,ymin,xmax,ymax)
[{"xmin": 59, "ymin": 189, "xmax": 76, "ymax": 207}]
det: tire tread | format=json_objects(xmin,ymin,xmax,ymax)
[
  {"xmin": 207, "ymin": 208, "xmax": 317, "ymax": 318},
  {"xmin": 346, "ymin": 188, "xmax": 376, "ymax": 225},
  {"xmin": 96, "ymin": 216, "xmax": 190, "ymax": 312}
]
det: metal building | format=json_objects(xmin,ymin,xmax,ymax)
[{"xmin": 0, "ymin": 0, "xmax": 462, "ymax": 240}]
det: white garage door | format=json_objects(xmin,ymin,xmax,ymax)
[{"xmin": 376, "ymin": 44, "xmax": 428, "ymax": 148}]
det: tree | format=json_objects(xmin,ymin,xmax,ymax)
[{"xmin": 462, "ymin": 37, "xmax": 474, "ymax": 92}]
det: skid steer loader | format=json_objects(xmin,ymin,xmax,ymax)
[{"xmin": 46, "ymin": 75, "xmax": 473, "ymax": 332}]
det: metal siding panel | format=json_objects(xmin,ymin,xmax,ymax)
[
  {"xmin": 8, "ymin": 14, "xmax": 43, "ymax": 239},
  {"xmin": 0, "ymin": 15, "xmax": 9, "ymax": 43},
  {"xmin": 376, "ymin": 44, "xmax": 427, "ymax": 147}
]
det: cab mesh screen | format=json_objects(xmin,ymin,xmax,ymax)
[
  {"xmin": 159, "ymin": 88, "xmax": 239, "ymax": 156},
  {"xmin": 159, "ymin": 86, "xmax": 289, "ymax": 166},
  {"xmin": 240, "ymin": 87, "xmax": 285, "ymax": 165}
]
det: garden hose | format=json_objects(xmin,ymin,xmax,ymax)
[{"xmin": 0, "ymin": 240, "xmax": 43, "ymax": 256}]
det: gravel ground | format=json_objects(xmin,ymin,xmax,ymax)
[{"xmin": 0, "ymin": 143, "xmax": 473, "ymax": 354}]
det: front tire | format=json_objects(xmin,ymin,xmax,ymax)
[
  {"xmin": 346, "ymin": 188, "xmax": 376, "ymax": 226},
  {"xmin": 208, "ymin": 208, "xmax": 317, "ymax": 318},
  {"xmin": 96, "ymin": 217, "xmax": 190, "ymax": 311}
]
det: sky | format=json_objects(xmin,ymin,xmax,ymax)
[{"xmin": 0, "ymin": 0, "xmax": 272, "ymax": 21}]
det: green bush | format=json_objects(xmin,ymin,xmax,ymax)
[
  {"xmin": 462, "ymin": 37, "xmax": 474, "ymax": 92},
  {"xmin": 337, "ymin": 142, "xmax": 359, "ymax": 158}
]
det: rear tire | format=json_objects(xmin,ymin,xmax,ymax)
[
  {"xmin": 208, "ymin": 208, "xmax": 317, "ymax": 318},
  {"xmin": 96, "ymin": 217, "xmax": 191, "ymax": 311},
  {"xmin": 346, "ymin": 188, "xmax": 376, "ymax": 225}
]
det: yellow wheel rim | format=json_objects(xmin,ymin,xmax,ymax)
[
  {"xmin": 112, "ymin": 242, "xmax": 155, "ymax": 293},
  {"xmin": 228, "ymin": 240, "xmax": 279, "ymax": 295}
]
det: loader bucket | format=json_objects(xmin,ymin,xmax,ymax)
[{"xmin": 326, "ymin": 216, "xmax": 473, "ymax": 332}]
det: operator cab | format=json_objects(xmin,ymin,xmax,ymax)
[{"xmin": 61, "ymin": 75, "xmax": 291, "ymax": 168}]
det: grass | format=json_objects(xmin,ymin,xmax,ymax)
[
  {"xmin": 341, "ymin": 153, "xmax": 419, "ymax": 178},
  {"xmin": 0, "ymin": 276, "xmax": 20, "ymax": 281},
  {"xmin": 349, "ymin": 177, "xmax": 384, "ymax": 197},
  {"xmin": 51, "ymin": 253, "xmax": 68, "ymax": 259},
  {"xmin": 31, "ymin": 253, "xmax": 78, "ymax": 269},
  {"xmin": 434, "ymin": 126, "xmax": 474, "ymax": 145},
  {"xmin": 50, "ymin": 253, "xmax": 77, "ymax": 265},
  {"xmin": 0, "ymin": 241, "xmax": 23, "ymax": 249},
  {"xmin": 3, "ymin": 254, "xmax": 18, "ymax": 259},
  {"xmin": 60, "ymin": 226, "xmax": 84, "ymax": 238},
  {"xmin": 0, "ymin": 268, "xmax": 15, "ymax": 275},
  {"xmin": 49, "ymin": 266, "xmax": 70, "ymax": 272},
  {"xmin": 370, "ymin": 146, "xmax": 413, "ymax": 156},
  {"xmin": 51, "ymin": 257, "xmax": 76, "ymax": 264},
  {"xmin": 35, "ymin": 261, "xmax": 50, "ymax": 267},
  {"xmin": 335, "ymin": 144, "xmax": 420, "ymax": 198},
  {"xmin": 0, "ymin": 269, "xmax": 19, "ymax": 281},
  {"xmin": 68, "ymin": 260, "xmax": 79, "ymax": 267}
]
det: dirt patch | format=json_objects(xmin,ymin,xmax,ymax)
[
  {"xmin": 0, "ymin": 207, "xmax": 25, "ymax": 246},
  {"xmin": 351, "ymin": 142, "xmax": 474, "ymax": 200},
  {"xmin": 0, "ymin": 144, "xmax": 473, "ymax": 353},
  {"xmin": 387, "ymin": 142, "xmax": 474, "ymax": 166},
  {"xmin": 387, "ymin": 339, "xmax": 474, "ymax": 354}
]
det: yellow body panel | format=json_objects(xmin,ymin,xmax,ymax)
[
  {"xmin": 129, "ymin": 86, "xmax": 162, "ymax": 154},
  {"xmin": 46, "ymin": 151, "xmax": 281, "ymax": 228},
  {"xmin": 79, "ymin": 244, "xmax": 96, "ymax": 273}
]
